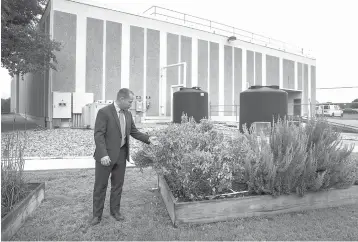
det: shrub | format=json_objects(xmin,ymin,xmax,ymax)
[
  {"xmin": 133, "ymin": 115, "xmax": 357, "ymax": 201},
  {"xmin": 304, "ymin": 118, "xmax": 356, "ymax": 190},
  {"xmin": 1, "ymin": 131, "xmax": 27, "ymax": 218},
  {"xmin": 243, "ymin": 118, "xmax": 356, "ymax": 197},
  {"xmin": 133, "ymin": 115, "xmax": 241, "ymax": 201}
]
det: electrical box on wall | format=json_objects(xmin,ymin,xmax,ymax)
[
  {"xmin": 88, "ymin": 103, "xmax": 110, "ymax": 129},
  {"xmin": 72, "ymin": 92, "xmax": 94, "ymax": 114},
  {"xmin": 94, "ymin": 100, "xmax": 113, "ymax": 104},
  {"xmin": 82, "ymin": 104, "xmax": 91, "ymax": 128},
  {"xmin": 135, "ymin": 100, "xmax": 143, "ymax": 112},
  {"xmin": 53, "ymin": 92, "xmax": 72, "ymax": 119}
]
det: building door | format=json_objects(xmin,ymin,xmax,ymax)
[{"xmin": 293, "ymin": 99, "xmax": 302, "ymax": 116}]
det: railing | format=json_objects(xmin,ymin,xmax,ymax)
[
  {"xmin": 142, "ymin": 6, "xmax": 314, "ymax": 58},
  {"xmin": 209, "ymin": 104, "xmax": 240, "ymax": 121}
]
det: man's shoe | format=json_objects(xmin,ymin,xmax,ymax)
[
  {"xmin": 111, "ymin": 212, "xmax": 124, "ymax": 221},
  {"xmin": 89, "ymin": 216, "xmax": 101, "ymax": 226}
]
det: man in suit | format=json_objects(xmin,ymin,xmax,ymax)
[{"xmin": 90, "ymin": 88, "xmax": 157, "ymax": 225}]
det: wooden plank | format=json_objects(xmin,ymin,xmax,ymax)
[
  {"xmin": 158, "ymin": 175, "xmax": 176, "ymax": 225},
  {"xmin": 1, "ymin": 183, "xmax": 45, "ymax": 241},
  {"xmin": 175, "ymin": 186, "xmax": 358, "ymax": 224},
  {"xmin": 158, "ymin": 174, "xmax": 358, "ymax": 225}
]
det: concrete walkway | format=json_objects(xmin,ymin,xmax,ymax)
[
  {"xmin": 23, "ymin": 156, "xmax": 136, "ymax": 171},
  {"xmin": 327, "ymin": 118, "xmax": 358, "ymax": 128}
]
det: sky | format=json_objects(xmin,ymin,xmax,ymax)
[{"xmin": 1, "ymin": 0, "xmax": 357, "ymax": 103}]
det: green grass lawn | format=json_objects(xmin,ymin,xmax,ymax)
[{"xmin": 12, "ymin": 167, "xmax": 358, "ymax": 241}]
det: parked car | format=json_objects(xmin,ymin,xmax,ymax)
[{"xmin": 316, "ymin": 104, "xmax": 343, "ymax": 117}]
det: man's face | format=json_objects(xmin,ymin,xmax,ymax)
[{"xmin": 118, "ymin": 93, "xmax": 134, "ymax": 110}]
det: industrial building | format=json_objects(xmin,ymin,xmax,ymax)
[{"xmin": 10, "ymin": 0, "xmax": 316, "ymax": 128}]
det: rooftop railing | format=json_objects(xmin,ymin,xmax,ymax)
[{"xmin": 142, "ymin": 6, "xmax": 314, "ymax": 59}]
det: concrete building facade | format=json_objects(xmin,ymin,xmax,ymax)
[{"xmin": 11, "ymin": 0, "xmax": 316, "ymax": 128}]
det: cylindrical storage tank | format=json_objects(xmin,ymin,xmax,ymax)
[
  {"xmin": 173, "ymin": 87, "xmax": 208, "ymax": 123},
  {"xmin": 239, "ymin": 85, "xmax": 288, "ymax": 132}
]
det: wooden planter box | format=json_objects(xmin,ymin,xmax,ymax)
[
  {"xmin": 158, "ymin": 175, "xmax": 358, "ymax": 226},
  {"xmin": 1, "ymin": 183, "xmax": 45, "ymax": 241}
]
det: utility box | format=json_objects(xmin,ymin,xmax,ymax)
[
  {"xmin": 135, "ymin": 100, "xmax": 143, "ymax": 112},
  {"xmin": 94, "ymin": 100, "xmax": 113, "ymax": 104},
  {"xmin": 88, "ymin": 102, "xmax": 110, "ymax": 129},
  {"xmin": 72, "ymin": 92, "xmax": 94, "ymax": 114},
  {"xmin": 82, "ymin": 104, "xmax": 91, "ymax": 128},
  {"xmin": 53, "ymin": 92, "xmax": 71, "ymax": 119}
]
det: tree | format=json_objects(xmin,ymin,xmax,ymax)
[
  {"xmin": 351, "ymin": 99, "xmax": 358, "ymax": 109},
  {"xmin": 1, "ymin": 0, "xmax": 61, "ymax": 77}
]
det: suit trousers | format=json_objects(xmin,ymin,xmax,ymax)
[{"xmin": 93, "ymin": 145, "xmax": 128, "ymax": 218}]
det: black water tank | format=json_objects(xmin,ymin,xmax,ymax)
[
  {"xmin": 239, "ymin": 85, "xmax": 288, "ymax": 132},
  {"xmin": 173, "ymin": 87, "xmax": 208, "ymax": 123}
]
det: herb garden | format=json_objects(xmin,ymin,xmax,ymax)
[{"xmin": 133, "ymin": 115, "xmax": 358, "ymax": 225}]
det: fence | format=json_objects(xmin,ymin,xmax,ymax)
[{"xmin": 209, "ymin": 104, "xmax": 240, "ymax": 121}]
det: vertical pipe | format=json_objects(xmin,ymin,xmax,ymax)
[
  {"xmin": 102, "ymin": 20, "xmax": 106, "ymax": 100},
  {"xmin": 143, "ymin": 28, "xmax": 147, "ymax": 120}
]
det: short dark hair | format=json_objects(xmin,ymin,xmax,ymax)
[{"xmin": 117, "ymin": 88, "xmax": 134, "ymax": 100}]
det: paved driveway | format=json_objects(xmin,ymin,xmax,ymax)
[{"xmin": 1, "ymin": 113, "xmax": 40, "ymax": 132}]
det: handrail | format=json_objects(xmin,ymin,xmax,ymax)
[{"xmin": 142, "ymin": 6, "xmax": 314, "ymax": 58}]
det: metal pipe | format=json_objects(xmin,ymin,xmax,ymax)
[
  {"xmin": 183, "ymin": 62, "xmax": 187, "ymax": 87},
  {"xmin": 171, "ymin": 84, "xmax": 185, "ymax": 122},
  {"xmin": 160, "ymin": 62, "xmax": 187, "ymax": 121},
  {"xmin": 162, "ymin": 62, "xmax": 186, "ymax": 69}
]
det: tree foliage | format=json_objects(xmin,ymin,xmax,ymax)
[
  {"xmin": 1, "ymin": 0, "xmax": 61, "ymax": 77},
  {"xmin": 352, "ymin": 99, "xmax": 358, "ymax": 109}
]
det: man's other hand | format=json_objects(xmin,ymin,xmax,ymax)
[{"xmin": 100, "ymin": 156, "xmax": 111, "ymax": 166}]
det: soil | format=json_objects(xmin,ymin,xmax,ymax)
[{"xmin": 1, "ymin": 183, "xmax": 39, "ymax": 219}]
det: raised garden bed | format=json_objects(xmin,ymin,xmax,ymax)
[
  {"xmin": 158, "ymin": 175, "xmax": 358, "ymax": 227},
  {"xmin": 1, "ymin": 183, "xmax": 45, "ymax": 241}
]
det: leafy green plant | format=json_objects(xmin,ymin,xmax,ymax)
[{"xmin": 133, "ymin": 115, "xmax": 241, "ymax": 201}]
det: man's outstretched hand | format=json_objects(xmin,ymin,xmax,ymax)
[{"xmin": 149, "ymin": 136, "xmax": 159, "ymax": 145}]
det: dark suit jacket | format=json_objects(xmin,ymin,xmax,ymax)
[{"xmin": 93, "ymin": 103, "xmax": 150, "ymax": 163}]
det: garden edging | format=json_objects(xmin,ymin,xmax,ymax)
[
  {"xmin": 1, "ymin": 183, "xmax": 45, "ymax": 241},
  {"xmin": 158, "ymin": 175, "xmax": 358, "ymax": 227}
]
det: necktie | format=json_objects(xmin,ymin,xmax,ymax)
[{"xmin": 119, "ymin": 110, "xmax": 126, "ymax": 147}]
